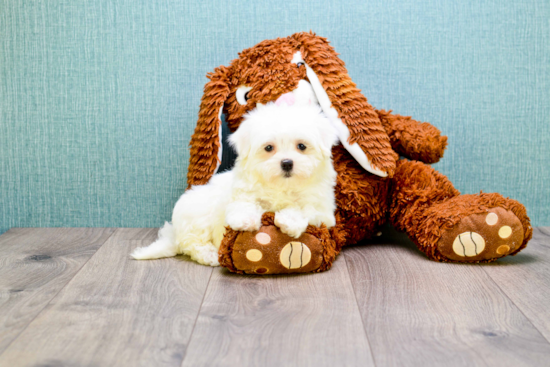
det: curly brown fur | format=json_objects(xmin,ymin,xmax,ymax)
[
  {"xmin": 187, "ymin": 31, "xmax": 397, "ymax": 189},
  {"xmin": 418, "ymin": 194, "xmax": 532, "ymax": 262},
  {"xmin": 187, "ymin": 66, "xmax": 232, "ymax": 187},
  {"xmin": 293, "ymin": 33, "xmax": 397, "ymax": 175},
  {"xmin": 189, "ymin": 32, "xmax": 532, "ymax": 270},
  {"xmin": 332, "ymin": 145, "xmax": 391, "ymax": 245},
  {"xmin": 389, "ymin": 160, "xmax": 532, "ymax": 263},
  {"xmin": 389, "ymin": 160, "xmax": 460, "ymax": 233},
  {"xmin": 218, "ymin": 227, "xmax": 242, "ymax": 273},
  {"xmin": 377, "ymin": 109, "xmax": 448, "ymax": 163}
]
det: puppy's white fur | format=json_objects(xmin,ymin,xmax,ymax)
[{"xmin": 131, "ymin": 103, "xmax": 338, "ymax": 266}]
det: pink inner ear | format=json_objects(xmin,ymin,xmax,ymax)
[{"xmin": 275, "ymin": 92, "xmax": 295, "ymax": 106}]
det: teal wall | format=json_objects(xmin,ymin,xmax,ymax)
[{"xmin": 1, "ymin": 0, "xmax": 549, "ymax": 234}]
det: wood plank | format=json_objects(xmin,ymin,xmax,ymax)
[
  {"xmin": 182, "ymin": 255, "xmax": 374, "ymax": 367},
  {"xmin": 0, "ymin": 228, "xmax": 115, "ymax": 354},
  {"xmin": 0, "ymin": 228, "xmax": 213, "ymax": 366},
  {"xmin": 481, "ymin": 227, "xmax": 550, "ymax": 342},
  {"xmin": 344, "ymin": 229, "xmax": 550, "ymax": 367}
]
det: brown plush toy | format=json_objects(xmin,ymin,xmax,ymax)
[{"xmin": 187, "ymin": 32, "xmax": 532, "ymax": 275}]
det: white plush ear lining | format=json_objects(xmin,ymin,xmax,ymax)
[
  {"xmin": 292, "ymin": 51, "xmax": 388, "ymax": 178},
  {"xmin": 214, "ymin": 105, "xmax": 224, "ymax": 174}
]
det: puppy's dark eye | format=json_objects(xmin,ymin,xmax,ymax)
[
  {"xmin": 265, "ymin": 145, "xmax": 274, "ymax": 152},
  {"xmin": 244, "ymin": 91, "xmax": 250, "ymax": 101},
  {"xmin": 297, "ymin": 143, "xmax": 307, "ymax": 151},
  {"xmin": 297, "ymin": 62, "xmax": 305, "ymax": 67}
]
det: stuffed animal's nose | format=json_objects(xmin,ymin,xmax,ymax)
[
  {"xmin": 281, "ymin": 159, "xmax": 293, "ymax": 172},
  {"xmin": 275, "ymin": 92, "xmax": 295, "ymax": 107}
]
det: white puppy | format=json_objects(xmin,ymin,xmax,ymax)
[{"xmin": 131, "ymin": 103, "xmax": 338, "ymax": 266}]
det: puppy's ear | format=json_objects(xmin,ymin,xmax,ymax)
[
  {"xmin": 291, "ymin": 32, "xmax": 397, "ymax": 177},
  {"xmin": 187, "ymin": 66, "xmax": 232, "ymax": 188},
  {"xmin": 228, "ymin": 122, "xmax": 251, "ymax": 159}
]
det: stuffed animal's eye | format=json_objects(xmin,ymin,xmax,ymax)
[
  {"xmin": 297, "ymin": 62, "xmax": 305, "ymax": 67},
  {"xmin": 236, "ymin": 86, "xmax": 253, "ymax": 105},
  {"xmin": 297, "ymin": 143, "xmax": 307, "ymax": 151},
  {"xmin": 265, "ymin": 145, "xmax": 274, "ymax": 152}
]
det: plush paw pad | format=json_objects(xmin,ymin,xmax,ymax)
[
  {"xmin": 231, "ymin": 226, "xmax": 323, "ymax": 274},
  {"xmin": 280, "ymin": 242, "xmax": 312, "ymax": 269},
  {"xmin": 438, "ymin": 208, "xmax": 524, "ymax": 262},
  {"xmin": 452, "ymin": 232, "xmax": 486, "ymax": 257}
]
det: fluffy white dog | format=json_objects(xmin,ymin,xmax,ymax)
[{"xmin": 131, "ymin": 103, "xmax": 338, "ymax": 266}]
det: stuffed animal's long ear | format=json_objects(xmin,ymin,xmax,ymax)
[
  {"xmin": 292, "ymin": 32, "xmax": 396, "ymax": 177},
  {"xmin": 187, "ymin": 66, "xmax": 231, "ymax": 188}
]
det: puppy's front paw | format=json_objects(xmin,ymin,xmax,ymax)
[
  {"xmin": 226, "ymin": 211, "xmax": 262, "ymax": 232},
  {"xmin": 275, "ymin": 208, "xmax": 308, "ymax": 238}
]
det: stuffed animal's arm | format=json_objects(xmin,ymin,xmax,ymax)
[{"xmin": 376, "ymin": 109, "xmax": 448, "ymax": 164}]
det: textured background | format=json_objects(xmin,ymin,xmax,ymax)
[{"xmin": 1, "ymin": 0, "xmax": 549, "ymax": 235}]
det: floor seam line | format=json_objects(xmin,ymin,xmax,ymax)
[
  {"xmin": 479, "ymin": 262, "xmax": 550, "ymax": 345},
  {"xmin": 343, "ymin": 250, "xmax": 378, "ymax": 367},
  {"xmin": 179, "ymin": 266, "xmax": 214, "ymax": 367}
]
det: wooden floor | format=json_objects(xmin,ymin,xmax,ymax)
[{"xmin": 0, "ymin": 228, "xmax": 549, "ymax": 366}]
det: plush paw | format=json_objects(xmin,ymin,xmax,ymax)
[
  {"xmin": 230, "ymin": 226, "xmax": 326, "ymax": 274},
  {"xmin": 437, "ymin": 207, "xmax": 524, "ymax": 262},
  {"xmin": 274, "ymin": 208, "xmax": 309, "ymax": 238},
  {"xmin": 226, "ymin": 211, "xmax": 262, "ymax": 232}
]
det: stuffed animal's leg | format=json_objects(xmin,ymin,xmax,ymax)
[{"xmin": 389, "ymin": 160, "xmax": 532, "ymax": 262}]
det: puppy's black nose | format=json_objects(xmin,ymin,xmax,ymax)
[{"xmin": 281, "ymin": 159, "xmax": 293, "ymax": 172}]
